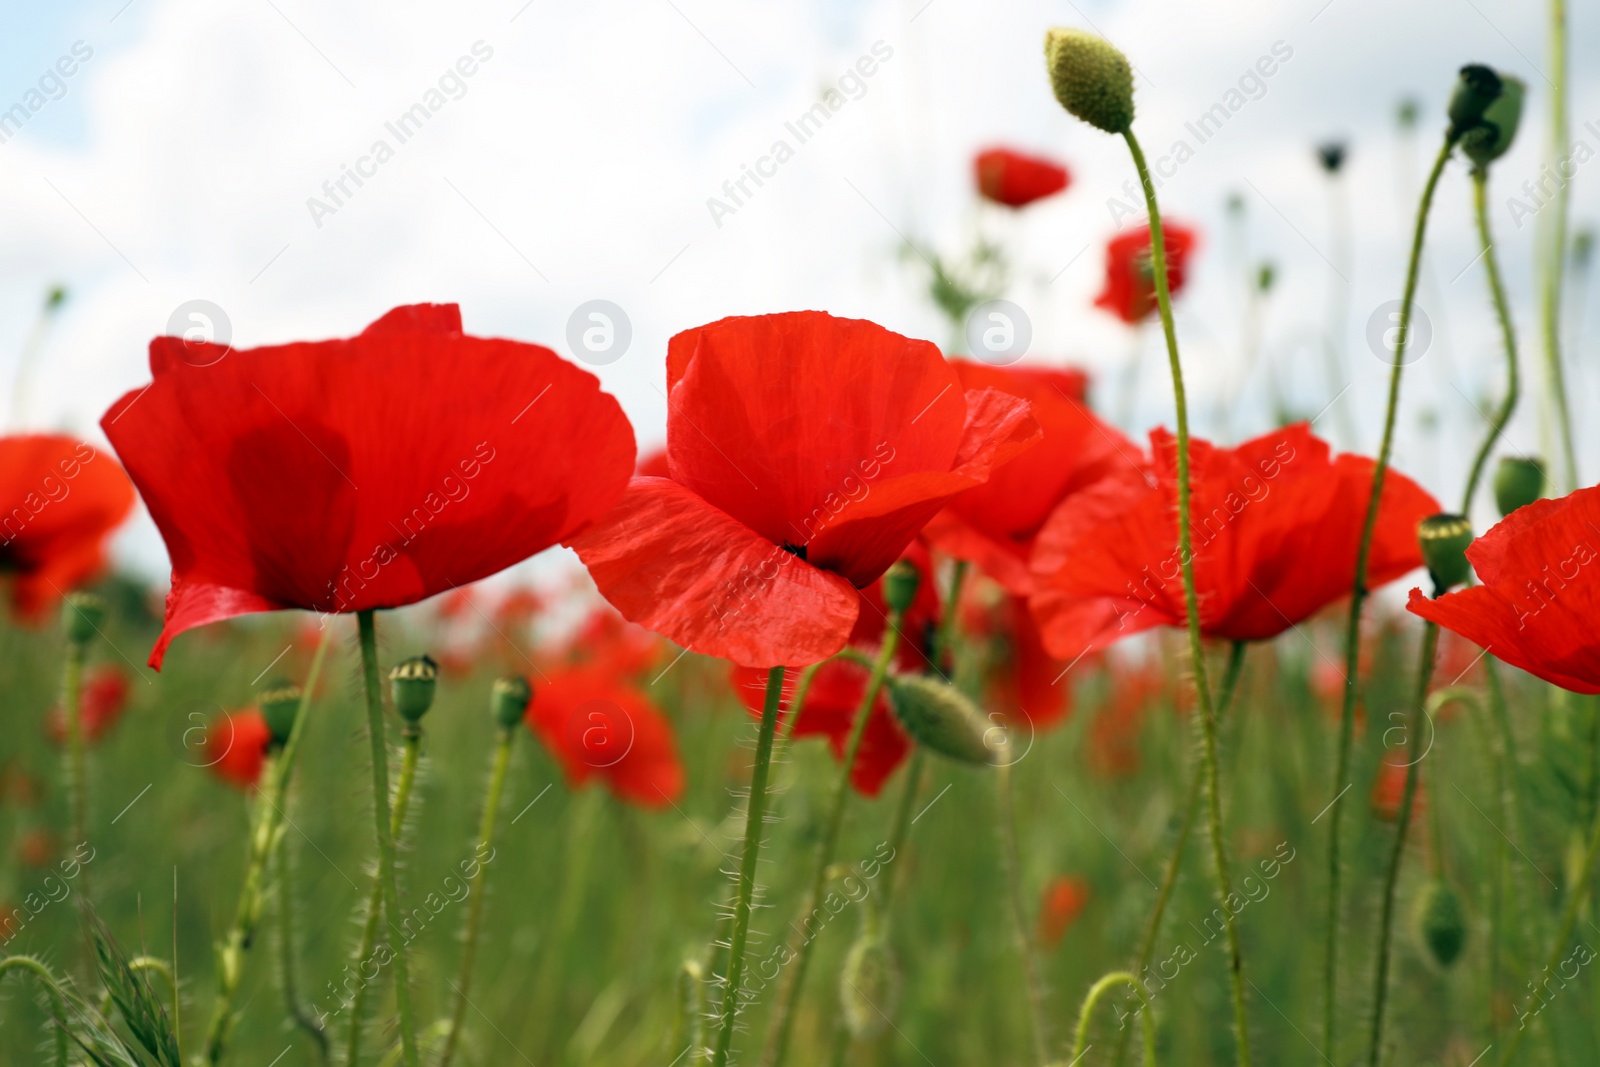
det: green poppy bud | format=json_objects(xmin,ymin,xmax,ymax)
[
  {"xmin": 1413, "ymin": 878, "xmax": 1467, "ymax": 968},
  {"xmin": 882, "ymin": 560, "xmax": 921, "ymax": 614},
  {"xmin": 490, "ymin": 675, "xmax": 533, "ymax": 730},
  {"xmin": 839, "ymin": 933, "xmax": 900, "ymax": 1040},
  {"xmin": 1418, "ymin": 514, "xmax": 1474, "ymax": 594},
  {"xmin": 389, "ymin": 655, "xmax": 439, "ymax": 723},
  {"xmin": 62, "ymin": 592, "xmax": 106, "ymax": 646},
  {"xmin": 1448, "ymin": 64, "xmax": 1504, "ymax": 139},
  {"xmin": 885, "ymin": 675, "xmax": 1001, "ymax": 765},
  {"xmin": 258, "ymin": 679, "xmax": 304, "ymax": 746},
  {"xmin": 1316, "ymin": 141, "xmax": 1347, "ymax": 174},
  {"xmin": 1256, "ymin": 262, "xmax": 1276, "ymax": 293},
  {"xmin": 1043, "ymin": 28, "xmax": 1135, "ymax": 135},
  {"xmin": 1462, "ymin": 75, "xmax": 1525, "ymax": 168},
  {"xmin": 1493, "ymin": 456, "xmax": 1545, "ymax": 516}
]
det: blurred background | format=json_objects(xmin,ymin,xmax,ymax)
[{"xmin": 1, "ymin": 0, "xmax": 1596, "ymax": 583}]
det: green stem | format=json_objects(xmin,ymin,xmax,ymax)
[
  {"xmin": 62, "ymin": 639, "xmax": 88, "ymax": 897},
  {"xmin": 1324, "ymin": 132, "xmax": 1456, "ymax": 1056},
  {"xmin": 1463, "ymin": 168, "xmax": 1522, "ymax": 515},
  {"xmin": 875, "ymin": 750, "xmax": 926, "ymax": 925},
  {"xmin": 0, "ymin": 955, "xmax": 72, "ymax": 1066},
  {"xmin": 437, "ymin": 728, "xmax": 514, "ymax": 1067},
  {"xmin": 1069, "ymin": 970, "xmax": 1157, "ymax": 1067},
  {"xmin": 1124, "ymin": 125, "xmax": 1251, "ymax": 1067},
  {"xmin": 998, "ymin": 758, "xmax": 1049, "ymax": 1066},
  {"xmin": 1543, "ymin": 0, "xmax": 1578, "ymax": 492},
  {"xmin": 709, "ymin": 665, "xmax": 786, "ymax": 1067},
  {"xmin": 932, "ymin": 561, "xmax": 968, "ymax": 679},
  {"xmin": 1366, "ymin": 621, "xmax": 1440, "ymax": 1066},
  {"xmin": 763, "ymin": 616, "xmax": 902, "ymax": 1067},
  {"xmin": 354, "ymin": 610, "xmax": 419, "ymax": 1067},
  {"xmin": 275, "ymin": 840, "xmax": 329, "ymax": 1063}
]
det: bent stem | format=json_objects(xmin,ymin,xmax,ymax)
[
  {"xmin": 999, "ymin": 758, "xmax": 1049, "ymax": 1066},
  {"xmin": 709, "ymin": 664, "xmax": 786, "ymax": 1067},
  {"xmin": 1124, "ymin": 125, "xmax": 1251, "ymax": 1067},
  {"xmin": 354, "ymin": 610, "xmax": 419, "ymax": 1067},
  {"xmin": 1070, "ymin": 970, "xmax": 1157, "ymax": 1067},
  {"xmin": 1543, "ymin": 0, "xmax": 1578, "ymax": 492},
  {"xmin": 1323, "ymin": 132, "xmax": 1456, "ymax": 1055},
  {"xmin": 1365, "ymin": 621, "xmax": 1440, "ymax": 1066},
  {"xmin": 437, "ymin": 726, "xmax": 515, "ymax": 1067},
  {"xmin": 1, "ymin": 954, "xmax": 71, "ymax": 1066},
  {"xmin": 1463, "ymin": 167, "xmax": 1522, "ymax": 514},
  {"xmin": 762, "ymin": 615, "xmax": 903, "ymax": 1067}
]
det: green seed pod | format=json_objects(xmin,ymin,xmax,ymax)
[
  {"xmin": 1493, "ymin": 456, "xmax": 1545, "ymax": 517},
  {"xmin": 1448, "ymin": 64, "xmax": 1504, "ymax": 139},
  {"xmin": 1413, "ymin": 878, "xmax": 1467, "ymax": 968},
  {"xmin": 62, "ymin": 592, "xmax": 106, "ymax": 646},
  {"xmin": 839, "ymin": 934, "xmax": 900, "ymax": 1040},
  {"xmin": 882, "ymin": 560, "xmax": 921, "ymax": 614},
  {"xmin": 885, "ymin": 674, "xmax": 1000, "ymax": 765},
  {"xmin": 1417, "ymin": 514, "xmax": 1474, "ymax": 595},
  {"xmin": 1043, "ymin": 28, "xmax": 1135, "ymax": 135},
  {"xmin": 490, "ymin": 675, "xmax": 533, "ymax": 730},
  {"xmin": 1462, "ymin": 74, "xmax": 1525, "ymax": 168},
  {"xmin": 258, "ymin": 679, "xmax": 304, "ymax": 746},
  {"xmin": 388, "ymin": 655, "xmax": 439, "ymax": 723}
]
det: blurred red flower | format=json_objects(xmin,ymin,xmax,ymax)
[
  {"xmin": 558, "ymin": 603, "xmax": 662, "ymax": 678},
  {"xmin": 1030, "ymin": 424, "xmax": 1438, "ymax": 662},
  {"xmin": 570, "ymin": 312, "xmax": 1040, "ymax": 667},
  {"xmin": 1408, "ymin": 486, "xmax": 1600, "ymax": 693},
  {"xmin": 729, "ymin": 545, "xmax": 941, "ymax": 796},
  {"xmin": 989, "ymin": 594, "xmax": 1079, "ymax": 732},
  {"xmin": 46, "ymin": 665, "xmax": 131, "ymax": 746},
  {"xmin": 527, "ymin": 666, "xmax": 684, "ymax": 807},
  {"xmin": 924, "ymin": 362, "xmax": 1133, "ymax": 595},
  {"xmin": 101, "ymin": 304, "xmax": 636, "ymax": 668},
  {"xmin": 0, "ymin": 434, "xmax": 135, "ymax": 621},
  {"xmin": 1371, "ymin": 758, "xmax": 1423, "ymax": 823},
  {"xmin": 17, "ymin": 829, "xmax": 54, "ymax": 868},
  {"xmin": 1094, "ymin": 222, "xmax": 1199, "ymax": 324},
  {"xmin": 206, "ymin": 709, "xmax": 273, "ymax": 790},
  {"xmin": 974, "ymin": 147, "xmax": 1070, "ymax": 208},
  {"xmin": 1037, "ymin": 874, "xmax": 1091, "ymax": 947},
  {"xmin": 1090, "ymin": 659, "xmax": 1163, "ymax": 777}
]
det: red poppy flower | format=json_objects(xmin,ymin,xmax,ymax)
[
  {"xmin": 0, "ymin": 435, "xmax": 135, "ymax": 621},
  {"xmin": 728, "ymin": 544, "xmax": 940, "ymax": 796},
  {"xmin": 974, "ymin": 147, "xmax": 1070, "ymax": 208},
  {"xmin": 557, "ymin": 603, "xmax": 662, "ymax": 678},
  {"xmin": 1030, "ymin": 424, "xmax": 1438, "ymax": 662},
  {"xmin": 1094, "ymin": 222, "xmax": 1199, "ymax": 325},
  {"xmin": 206, "ymin": 709, "xmax": 273, "ymax": 790},
  {"xmin": 46, "ymin": 665, "xmax": 131, "ymax": 746},
  {"xmin": 569, "ymin": 312, "xmax": 1041, "ymax": 668},
  {"xmin": 492, "ymin": 585, "xmax": 544, "ymax": 628},
  {"xmin": 924, "ymin": 362, "xmax": 1134, "ymax": 595},
  {"xmin": 1371, "ymin": 758, "xmax": 1423, "ymax": 823},
  {"xmin": 989, "ymin": 594, "xmax": 1077, "ymax": 731},
  {"xmin": 17, "ymin": 829, "xmax": 54, "ymax": 869},
  {"xmin": 101, "ymin": 304, "xmax": 635, "ymax": 668},
  {"xmin": 1089, "ymin": 659, "xmax": 1162, "ymax": 777},
  {"xmin": 1407, "ymin": 485, "xmax": 1600, "ymax": 693},
  {"xmin": 526, "ymin": 666, "xmax": 684, "ymax": 807},
  {"xmin": 1037, "ymin": 875, "xmax": 1091, "ymax": 947}
]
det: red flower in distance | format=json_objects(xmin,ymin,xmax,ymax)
[
  {"xmin": 1371, "ymin": 757, "xmax": 1423, "ymax": 823},
  {"xmin": 206, "ymin": 710, "xmax": 273, "ymax": 790},
  {"xmin": 1407, "ymin": 485, "xmax": 1600, "ymax": 693},
  {"xmin": 1030, "ymin": 424, "xmax": 1438, "ymax": 662},
  {"xmin": 1037, "ymin": 875, "xmax": 1091, "ymax": 947},
  {"xmin": 974, "ymin": 147, "xmax": 1070, "ymax": 208},
  {"xmin": 46, "ymin": 665, "xmax": 131, "ymax": 746},
  {"xmin": 0, "ymin": 435, "xmax": 135, "ymax": 621},
  {"xmin": 728, "ymin": 544, "xmax": 941, "ymax": 796},
  {"xmin": 1094, "ymin": 222, "xmax": 1199, "ymax": 325},
  {"xmin": 569, "ymin": 312, "xmax": 1040, "ymax": 668},
  {"xmin": 924, "ymin": 362, "xmax": 1134, "ymax": 595},
  {"xmin": 101, "ymin": 304, "xmax": 635, "ymax": 668},
  {"xmin": 527, "ymin": 666, "xmax": 685, "ymax": 807}
]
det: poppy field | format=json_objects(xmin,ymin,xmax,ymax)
[{"xmin": 5, "ymin": 5, "xmax": 1600, "ymax": 1067}]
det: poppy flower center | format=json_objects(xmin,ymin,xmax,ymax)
[{"xmin": 781, "ymin": 541, "xmax": 808, "ymax": 560}]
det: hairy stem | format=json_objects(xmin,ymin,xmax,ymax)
[
  {"xmin": 999, "ymin": 758, "xmax": 1050, "ymax": 1066},
  {"xmin": 1070, "ymin": 970, "xmax": 1157, "ymax": 1067},
  {"xmin": 1463, "ymin": 167, "xmax": 1522, "ymax": 514}
]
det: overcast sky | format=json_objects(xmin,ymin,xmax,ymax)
[{"xmin": 2, "ymin": 0, "xmax": 1596, "ymax": 584}]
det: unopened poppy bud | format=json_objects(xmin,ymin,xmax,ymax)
[
  {"xmin": 1448, "ymin": 64, "xmax": 1503, "ymax": 139},
  {"xmin": 1043, "ymin": 28, "xmax": 1134, "ymax": 134},
  {"xmin": 839, "ymin": 933, "xmax": 899, "ymax": 1039},
  {"xmin": 1413, "ymin": 878, "xmax": 1467, "ymax": 967},
  {"xmin": 882, "ymin": 560, "xmax": 920, "ymax": 614},
  {"xmin": 63, "ymin": 592, "xmax": 105, "ymax": 646},
  {"xmin": 258, "ymin": 679, "xmax": 303, "ymax": 746},
  {"xmin": 1316, "ymin": 141, "xmax": 1347, "ymax": 174},
  {"xmin": 1418, "ymin": 514, "xmax": 1473, "ymax": 594},
  {"xmin": 490, "ymin": 675, "xmax": 533, "ymax": 730},
  {"xmin": 1462, "ymin": 74, "xmax": 1525, "ymax": 168},
  {"xmin": 1256, "ymin": 263, "xmax": 1276, "ymax": 293},
  {"xmin": 1493, "ymin": 456, "xmax": 1545, "ymax": 516},
  {"xmin": 389, "ymin": 655, "xmax": 439, "ymax": 723},
  {"xmin": 885, "ymin": 674, "xmax": 1000, "ymax": 765}
]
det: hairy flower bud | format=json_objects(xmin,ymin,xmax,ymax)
[
  {"xmin": 840, "ymin": 933, "xmax": 900, "ymax": 1039},
  {"xmin": 389, "ymin": 655, "xmax": 439, "ymax": 723},
  {"xmin": 1413, "ymin": 878, "xmax": 1467, "ymax": 967},
  {"xmin": 886, "ymin": 675, "xmax": 1001, "ymax": 765},
  {"xmin": 1418, "ymin": 514, "xmax": 1474, "ymax": 595},
  {"xmin": 882, "ymin": 560, "xmax": 921, "ymax": 614},
  {"xmin": 1493, "ymin": 456, "xmax": 1545, "ymax": 517},
  {"xmin": 1462, "ymin": 74, "xmax": 1525, "ymax": 168},
  {"xmin": 258, "ymin": 680, "xmax": 303, "ymax": 746},
  {"xmin": 490, "ymin": 675, "xmax": 533, "ymax": 730},
  {"xmin": 1044, "ymin": 28, "xmax": 1134, "ymax": 134}
]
